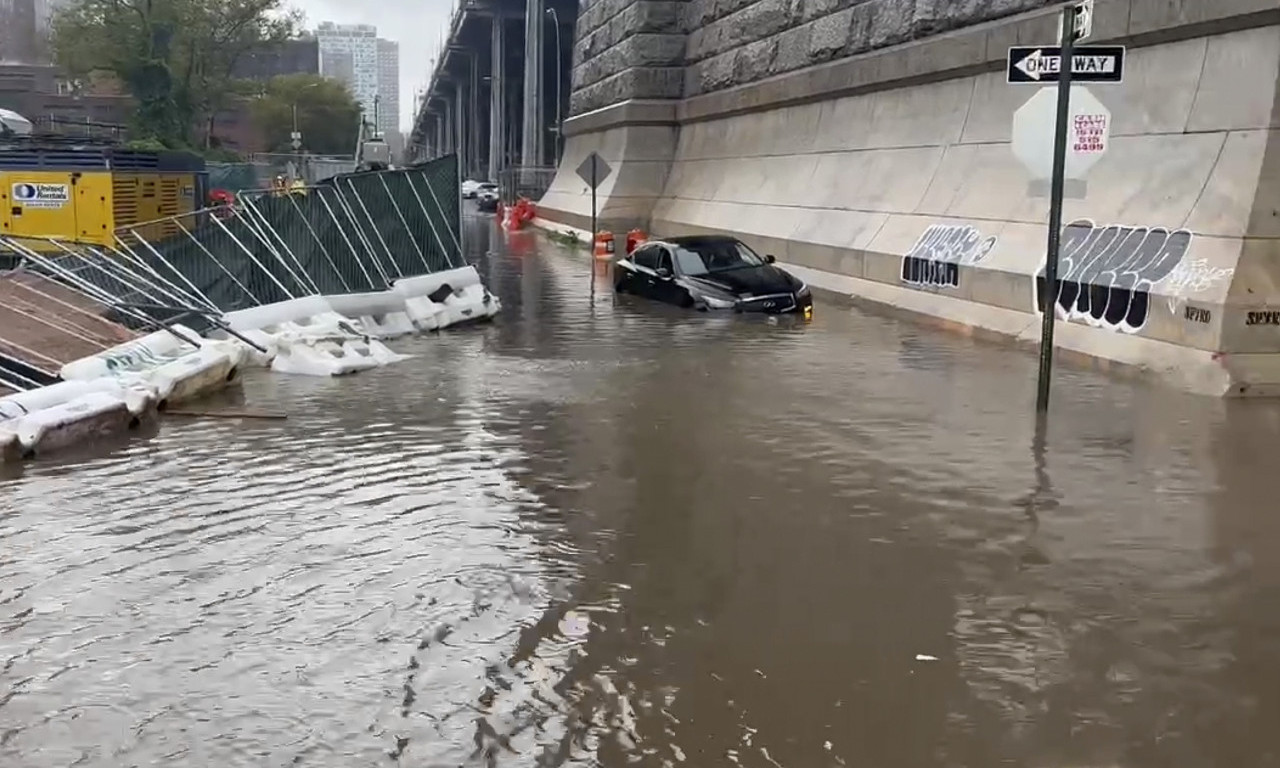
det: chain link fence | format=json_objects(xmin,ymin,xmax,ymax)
[
  {"xmin": 498, "ymin": 166, "xmax": 557, "ymax": 204},
  {"xmin": 0, "ymin": 154, "xmax": 462, "ymax": 335}
]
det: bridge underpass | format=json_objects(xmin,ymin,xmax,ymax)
[{"xmin": 409, "ymin": 0, "xmax": 576, "ymax": 185}]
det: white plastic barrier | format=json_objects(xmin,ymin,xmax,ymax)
[
  {"xmin": 60, "ymin": 325, "xmax": 244, "ymax": 406},
  {"xmin": 393, "ymin": 266, "xmax": 501, "ymax": 331},
  {"xmin": 324, "ymin": 291, "xmax": 417, "ymax": 339},
  {"xmin": 0, "ymin": 378, "xmax": 157, "ymax": 460},
  {"xmin": 215, "ymin": 296, "xmax": 407, "ymax": 377}
]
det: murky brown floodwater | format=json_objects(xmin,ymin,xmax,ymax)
[{"xmin": 3, "ymin": 211, "xmax": 1280, "ymax": 767}]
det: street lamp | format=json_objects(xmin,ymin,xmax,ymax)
[
  {"xmin": 545, "ymin": 7, "xmax": 564, "ymax": 163},
  {"xmin": 292, "ymin": 81, "xmax": 322, "ymax": 153}
]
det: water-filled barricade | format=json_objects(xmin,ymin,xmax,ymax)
[
  {"xmin": 60, "ymin": 325, "xmax": 244, "ymax": 409},
  {"xmin": 393, "ymin": 266, "xmax": 502, "ymax": 331},
  {"xmin": 217, "ymin": 296, "xmax": 408, "ymax": 377},
  {"xmin": 0, "ymin": 378, "xmax": 157, "ymax": 461},
  {"xmin": 324, "ymin": 292, "xmax": 418, "ymax": 339}
]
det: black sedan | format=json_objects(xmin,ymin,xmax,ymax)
[
  {"xmin": 614, "ymin": 235, "xmax": 813, "ymax": 319},
  {"xmin": 476, "ymin": 184, "xmax": 500, "ymax": 212}
]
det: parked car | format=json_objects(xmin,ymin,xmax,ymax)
[
  {"xmin": 462, "ymin": 179, "xmax": 486, "ymax": 199},
  {"xmin": 614, "ymin": 235, "xmax": 813, "ymax": 319},
  {"xmin": 476, "ymin": 183, "xmax": 499, "ymax": 212}
]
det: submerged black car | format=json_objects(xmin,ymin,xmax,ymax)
[{"xmin": 614, "ymin": 235, "xmax": 813, "ymax": 319}]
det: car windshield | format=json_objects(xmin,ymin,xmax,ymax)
[
  {"xmin": 479, "ymin": 183, "xmax": 497, "ymax": 190},
  {"xmin": 672, "ymin": 240, "xmax": 765, "ymax": 276}
]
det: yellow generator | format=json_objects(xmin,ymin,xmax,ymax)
[{"xmin": 0, "ymin": 137, "xmax": 207, "ymax": 253}]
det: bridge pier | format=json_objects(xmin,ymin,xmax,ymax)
[
  {"xmin": 521, "ymin": 0, "xmax": 544, "ymax": 168},
  {"xmin": 489, "ymin": 17, "xmax": 505, "ymax": 181}
]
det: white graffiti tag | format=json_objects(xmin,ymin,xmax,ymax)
[
  {"xmin": 1161, "ymin": 258, "xmax": 1234, "ymax": 314},
  {"xmin": 900, "ymin": 224, "xmax": 997, "ymax": 289}
]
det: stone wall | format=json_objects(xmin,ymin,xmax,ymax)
[
  {"xmin": 683, "ymin": 0, "xmax": 1056, "ymax": 96},
  {"xmin": 569, "ymin": 0, "xmax": 1060, "ymax": 113},
  {"xmin": 571, "ymin": 0, "xmax": 689, "ymax": 115},
  {"xmin": 542, "ymin": 0, "xmax": 1280, "ymax": 395}
]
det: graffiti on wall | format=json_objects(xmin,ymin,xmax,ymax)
[
  {"xmin": 1035, "ymin": 219, "xmax": 1194, "ymax": 333},
  {"xmin": 900, "ymin": 224, "xmax": 997, "ymax": 289},
  {"xmin": 1162, "ymin": 258, "xmax": 1234, "ymax": 316}
]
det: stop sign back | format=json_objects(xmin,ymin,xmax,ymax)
[{"xmin": 1011, "ymin": 85, "xmax": 1111, "ymax": 181}]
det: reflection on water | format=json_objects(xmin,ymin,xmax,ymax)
[{"xmin": 2, "ymin": 213, "xmax": 1280, "ymax": 767}]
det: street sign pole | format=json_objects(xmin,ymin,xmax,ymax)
[
  {"xmin": 1035, "ymin": 2, "xmax": 1077, "ymax": 413},
  {"xmin": 575, "ymin": 151, "xmax": 613, "ymax": 258}
]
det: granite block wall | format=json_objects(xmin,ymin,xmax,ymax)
[
  {"xmin": 571, "ymin": 0, "xmax": 690, "ymax": 115},
  {"xmin": 569, "ymin": 0, "xmax": 1060, "ymax": 113}
]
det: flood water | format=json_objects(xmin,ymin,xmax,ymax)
[{"xmin": 3, "ymin": 212, "xmax": 1280, "ymax": 767}]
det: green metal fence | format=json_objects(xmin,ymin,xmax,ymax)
[{"xmin": 0, "ymin": 154, "xmax": 463, "ymax": 333}]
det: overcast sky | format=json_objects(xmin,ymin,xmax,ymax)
[{"xmin": 292, "ymin": 0, "xmax": 454, "ymax": 131}]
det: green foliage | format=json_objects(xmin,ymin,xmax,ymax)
[
  {"xmin": 124, "ymin": 137, "xmax": 167, "ymax": 152},
  {"xmin": 51, "ymin": 0, "xmax": 300, "ymax": 148},
  {"xmin": 250, "ymin": 73, "xmax": 361, "ymax": 157}
]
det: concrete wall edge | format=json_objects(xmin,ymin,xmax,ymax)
[{"xmin": 562, "ymin": 98, "xmax": 680, "ymax": 137}]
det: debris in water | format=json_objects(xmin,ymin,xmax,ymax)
[
  {"xmin": 558, "ymin": 610, "xmax": 591, "ymax": 638},
  {"xmin": 915, "ymin": 654, "xmax": 938, "ymax": 662}
]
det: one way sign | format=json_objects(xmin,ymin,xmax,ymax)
[{"xmin": 1006, "ymin": 45, "xmax": 1125, "ymax": 84}]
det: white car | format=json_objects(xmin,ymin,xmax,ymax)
[{"xmin": 461, "ymin": 179, "xmax": 488, "ymax": 199}]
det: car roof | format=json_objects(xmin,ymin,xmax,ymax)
[{"xmin": 658, "ymin": 235, "xmax": 744, "ymax": 248}]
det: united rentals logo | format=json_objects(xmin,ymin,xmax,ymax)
[{"xmin": 12, "ymin": 182, "xmax": 70, "ymax": 209}]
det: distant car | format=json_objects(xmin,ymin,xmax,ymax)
[
  {"xmin": 462, "ymin": 179, "xmax": 482, "ymax": 199},
  {"xmin": 476, "ymin": 183, "xmax": 499, "ymax": 212},
  {"xmin": 614, "ymin": 235, "xmax": 813, "ymax": 319}
]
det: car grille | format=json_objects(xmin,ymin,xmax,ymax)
[{"xmin": 739, "ymin": 293, "xmax": 797, "ymax": 313}]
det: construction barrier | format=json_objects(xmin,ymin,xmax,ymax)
[
  {"xmin": 594, "ymin": 231, "xmax": 615, "ymax": 260},
  {"xmin": 626, "ymin": 229, "xmax": 648, "ymax": 255}
]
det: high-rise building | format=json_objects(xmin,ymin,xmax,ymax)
[
  {"xmin": 234, "ymin": 39, "xmax": 320, "ymax": 81},
  {"xmin": 0, "ymin": 0, "xmax": 38, "ymax": 64},
  {"xmin": 316, "ymin": 22, "xmax": 378, "ymax": 126},
  {"xmin": 376, "ymin": 38, "xmax": 399, "ymax": 138},
  {"xmin": 314, "ymin": 22, "xmax": 400, "ymax": 139}
]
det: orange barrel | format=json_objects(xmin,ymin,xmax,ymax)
[
  {"xmin": 593, "ymin": 230, "xmax": 615, "ymax": 259},
  {"xmin": 626, "ymin": 228, "xmax": 648, "ymax": 254}
]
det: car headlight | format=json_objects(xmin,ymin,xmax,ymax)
[
  {"xmin": 702, "ymin": 294, "xmax": 737, "ymax": 309},
  {"xmin": 796, "ymin": 282, "xmax": 810, "ymax": 297}
]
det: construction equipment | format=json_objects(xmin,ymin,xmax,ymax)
[{"xmin": 0, "ymin": 123, "xmax": 208, "ymax": 252}]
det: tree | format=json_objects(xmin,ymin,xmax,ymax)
[
  {"xmin": 249, "ymin": 73, "xmax": 361, "ymax": 157},
  {"xmin": 50, "ymin": 0, "xmax": 299, "ymax": 149}
]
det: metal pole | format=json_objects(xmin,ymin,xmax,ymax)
[
  {"xmin": 547, "ymin": 8, "xmax": 563, "ymax": 164},
  {"xmin": 489, "ymin": 17, "xmax": 505, "ymax": 181},
  {"xmin": 1035, "ymin": 3, "xmax": 1077, "ymax": 414},
  {"xmin": 469, "ymin": 50, "xmax": 480, "ymax": 180},
  {"xmin": 455, "ymin": 85, "xmax": 465, "ymax": 167}
]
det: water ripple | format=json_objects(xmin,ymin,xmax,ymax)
[{"xmin": 2, "ymin": 215, "xmax": 1280, "ymax": 765}]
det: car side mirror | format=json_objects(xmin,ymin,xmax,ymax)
[
  {"xmin": 656, "ymin": 267, "xmax": 672, "ymax": 279},
  {"xmin": 765, "ymin": 254, "xmax": 776, "ymax": 264}
]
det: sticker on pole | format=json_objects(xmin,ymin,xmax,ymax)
[
  {"xmin": 1011, "ymin": 85, "xmax": 1111, "ymax": 182},
  {"xmin": 11, "ymin": 182, "xmax": 69, "ymax": 209},
  {"xmin": 575, "ymin": 151, "xmax": 612, "ymax": 190},
  {"xmin": 1058, "ymin": 0, "xmax": 1094, "ymax": 43}
]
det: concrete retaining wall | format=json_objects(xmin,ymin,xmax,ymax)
[{"xmin": 540, "ymin": 0, "xmax": 1280, "ymax": 395}]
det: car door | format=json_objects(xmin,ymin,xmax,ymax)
[
  {"xmin": 627, "ymin": 244, "xmax": 662, "ymax": 300},
  {"xmin": 651, "ymin": 247, "xmax": 689, "ymax": 306}
]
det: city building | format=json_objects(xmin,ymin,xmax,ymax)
[
  {"xmin": 0, "ymin": 0, "xmax": 38, "ymax": 64},
  {"xmin": 316, "ymin": 22, "xmax": 378, "ymax": 125},
  {"xmin": 376, "ymin": 38, "xmax": 399, "ymax": 138},
  {"xmin": 315, "ymin": 22, "xmax": 400, "ymax": 140},
  {"xmin": 234, "ymin": 38, "xmax": 320, "ymax": 82},
  {"xmin": 321, "ymin": 50, "xmax": 355, "ymax": 89}
]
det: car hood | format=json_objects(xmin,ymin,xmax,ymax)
[{"xmin": 686, "ymin": 265, "xmax": 800, "ymax": 296}]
